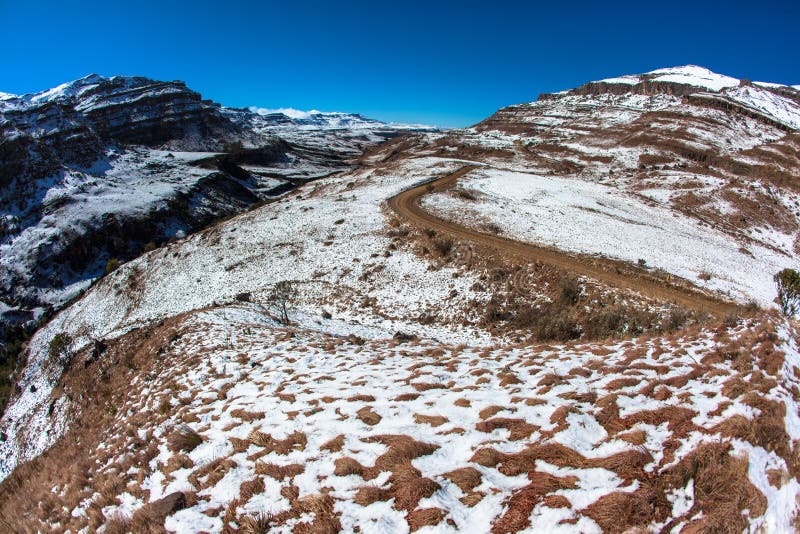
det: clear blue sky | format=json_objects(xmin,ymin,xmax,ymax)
[{"xmin": 1, "ymin": 0, "xmax": 797, "ymax": 127}]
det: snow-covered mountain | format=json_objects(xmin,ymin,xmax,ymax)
[
  {"xmin": 0, "ymin": 74, "xmax": 432, "ymax": 347},
  {"xmin": 3, "ymin": 66, "xmax": 800, "ymax": 533}
]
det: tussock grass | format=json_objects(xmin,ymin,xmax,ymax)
[{"xmin": 167, "ymin": 424, "xmax": 202, "ymax": 453}]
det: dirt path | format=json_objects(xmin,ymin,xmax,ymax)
[{"xmin": 388, "ymin": 166, "xmax": 743, "ymax": 317}]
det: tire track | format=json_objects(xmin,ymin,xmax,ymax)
[{"xmin": 388, "ymin": 166, "xmax": 743, "ymax": 317}]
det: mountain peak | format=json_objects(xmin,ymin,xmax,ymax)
[{"xmin": 596, "ymin": 64, "xmax": 741, "ymax": 92}]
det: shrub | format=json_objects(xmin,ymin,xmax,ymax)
[
  {"xmin": 637, "ymin": 258, "xmax": 647, "ymax": 267},
  {"xmin": 104, "ymin": 258, "xmax": 121, "ymax": 275},
  {"xmin": 556, "ymin": 276, "xmax": 581, "ymax": 306},
  {"xmin": 662, "ymin": 308, "xmax": 690, "ymax": 332},
  {"xmin": 455, "ymin": 189, "xmax": 478, "ymax": 201},
  {"xmin": 534, "ymin": 309, "xmax": 580, "ymax": 342},
  {"xmin": 433, "ymin": 237, "xmax": 454, "ymax": 258},
  {"xmin": 774, "ymin": 268, "xmax": 800, "ymax": 316},
  {"xmin": 581, "ymin": 308, "xmax": 627, "ymax": 339},
  {"xmin": 268, "ymin": 281, "xmax": 297, "ymax": 325},
  {"xmin": 143, "ymin": 241, "xmax": 157, "ymax": 253},
  {"xmin": 48, "ymin": 332, "xmax": 72, "ymax": 361}
]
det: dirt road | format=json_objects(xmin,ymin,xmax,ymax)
[{"xmin": 388, "ymin": 166, "xmax": 743, "ymax": 317}]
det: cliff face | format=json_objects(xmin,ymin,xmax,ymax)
[{"xmin": 0, "ymin": 75, "xmax": 429, "ymax": 342}]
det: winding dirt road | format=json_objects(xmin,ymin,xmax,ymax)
[{"xmin": 388, "ymin": 166, "xmax": 743, "ymax": 317}]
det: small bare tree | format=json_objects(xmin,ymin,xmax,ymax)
[
  {"xmin": 775, "ymin": 268, "xmax": 800, "ymax": 316},
  {"xmin": 268, "ymin": 281, "xmax": 297, "ymax": 325}
]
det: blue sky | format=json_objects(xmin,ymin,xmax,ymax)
[{"xmin": 1, "ymin": 0, "xmax": 797, "ymax": 127}]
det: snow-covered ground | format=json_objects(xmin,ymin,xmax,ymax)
[
  {"xmin": 29, "ymin": 305, "xmax": 800, "ymax": 532},
  {"xmin": 0, "ymin": 157, "xmax": 494, "ymax": 481},
  {"xmin": 423, "ymin": 167, "xmax": 795, "ymax": 305}
]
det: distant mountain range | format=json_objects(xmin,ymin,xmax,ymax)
[{"xmin": 0, "ymin": 74, "xmax": 434, "ymax": 344}]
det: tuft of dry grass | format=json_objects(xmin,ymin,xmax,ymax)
[
  {"xmin": 230, "ymin": 409, "xmax": 264, "ymax": 422},
  {"xmin": 491, "ymin": 471, "xmax": 579, "ymax": 533},
  {"xmin": 320, "ymin": 434, "xmax": 345, "ymax": 452},
  {"xmin": 475, "ymin": 418, "xmax": 538, "ymax": 440},
  {"xmin": 167, "ymin": 425, "xmax": 202, "ymax": 453},
  {"xmin": 239, "ymin": 477, "xmax": 266, "ymax": 502},
  {"xmin": 247, "ymin": 429, "xmax": 307, "ymax": 454},
  {"xmin": 238, "ymin": 512, "xmax": 273, "ymax": 534},
  {"xmin": 443, "ymin": 467, "xmax": 483, "ymax": 493},
  {"xmin": 583, "ymin": 489, "xmax": 657, "ymax": 534},
  {"xmin": 333, "ymin": 457, "xmax": 365, "ymax": 477},
  {"xmin": 356, "ymin": 406, "xmax": 382, "ymax": 426},
  {"xmin": 354, "ymin": 485, "xmax": 391, "ymax": 506},
  {"xmin": 392, "ymin": 475, "xmax": 440, "ymax": 511},
  {"xmin": 413, "ymin": 413, "xmax": 449, "ymax": 427},
  {"xmin": 478, "ymin": 405, "xmax": 505, "ymax": 420},
  {"xmin": 407, "ymin": 507, "xmax": 446, "ymax": 531}
]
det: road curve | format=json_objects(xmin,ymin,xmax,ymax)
[{"xmin": 388, "ymin": 166, "xmax": 743, "ymax": 318}]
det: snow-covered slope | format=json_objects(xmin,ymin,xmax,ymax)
[
  {"xmin": 4, "ymin": 304, "xmax": 800, "ymax": 533},
  {"xmin": 414, "ymin": 65, "xmax": 800, "ymax": 306},
  {"xmin": 0, "ymin": 74, "xmax": 433, "ymax": 345},
  {"xmin": 599, "ymin": 65, "xmax": 740, "ymax": 91},
  {"xmin": 423, "ymin": 167, "xmax": 795, "ymax": 305}
]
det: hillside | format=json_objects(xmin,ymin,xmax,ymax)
[
  {"xmin": 2, "ymin": 66, "xmax": 800, "ymax": 533},
  {"xmin": 0, "ymin": 74, "xmax": 429, "ymax": 350}
]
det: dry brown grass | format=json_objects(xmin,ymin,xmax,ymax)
[
  {"xmin": 475, "ymin": 418, "xmax": 538, "ymax": 440},
  {"xmin": 255, "ymin": 462, "xmax": 304, "ymax": 481},
  {"xmin": 356, "ymin": 406, "xmax": 382, "ymax": 425},
  {"xmin": 320, "ymin": 434, "xmax": 345, "ymax": 452},
  {"xmin": 130, "ymin": 491, "xmax": 195, "ymax": 532},
  {"xmin": 664, "ymin": 441, "xmax": 767, "ymax": 532},
  {"xmin": 411, "ymin": 382, "xmax": 447, "ymax": 391},
  {"xmin": 247, "ymin": 429, "xmax": 307, "ymax": 454},
  {"xmin": 392, "ymin": 474, "xmax": 440, "ymax": 511},
  {"xmin": 407, "ymin": 507, "xmax": 447, "ymax": 531},
  {"xmin": 583, "ymin": 489, "xmax": 658, "ymax": 534},
  {"xmin": 239, "ymin": 477, "xmax": 266, "ymax": 501},
  {"xmin": 443, "ymin": 467, "xmax": 483, "ymax": 493},
  {"xmin": 354, "ymin": 485, "xmax": 391, "ymax": 506},
  {"xmin": 188, "ymin": 458, "xmax": 236, "ymax": 490},
  {"xmin": 413, "ymin": 413, "xmax": 449, "ymax": 427},
  {"xmin": 333, "ymin": 457, "xmax": 366, "ymax": 477},
  {"xmin": 238, "ymin": 512, "xmax": 273, "ymax": 534},
  {"xmin": 269, "ymin": 493, "xmax": 342, "ymax": 533},
  {"xmin": 347, "ymin": 394, "xmax": 376, "ymax": 402},
  {"xmin": 230, "ymin": 408, "xmax": 264, "ymax": 422},
  {"xmin": 491, "ymin": 471, "xmax": 579, "ymax": 533},
  {"xmin": 478, "ymin": 405, "xmax": 506, "ymax": 419},
  {"xmin": 617, "ymin": 429, "xmax": 647, "ymax": 445},
  {"xmin": 167, "ymin": 425, "xmax": 203, "ymax": 453}
]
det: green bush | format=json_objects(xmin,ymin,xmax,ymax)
[
  {"xmin": 104, "ymin": 258, "xmax": 121, "ymax": 275},
  {"xmin": 49, "ymin": 332, "xmax": 72, "ymax": 360},
  {"xmin": 775, "ymin": 268, "xmax": 800, "ymax": 316}
]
